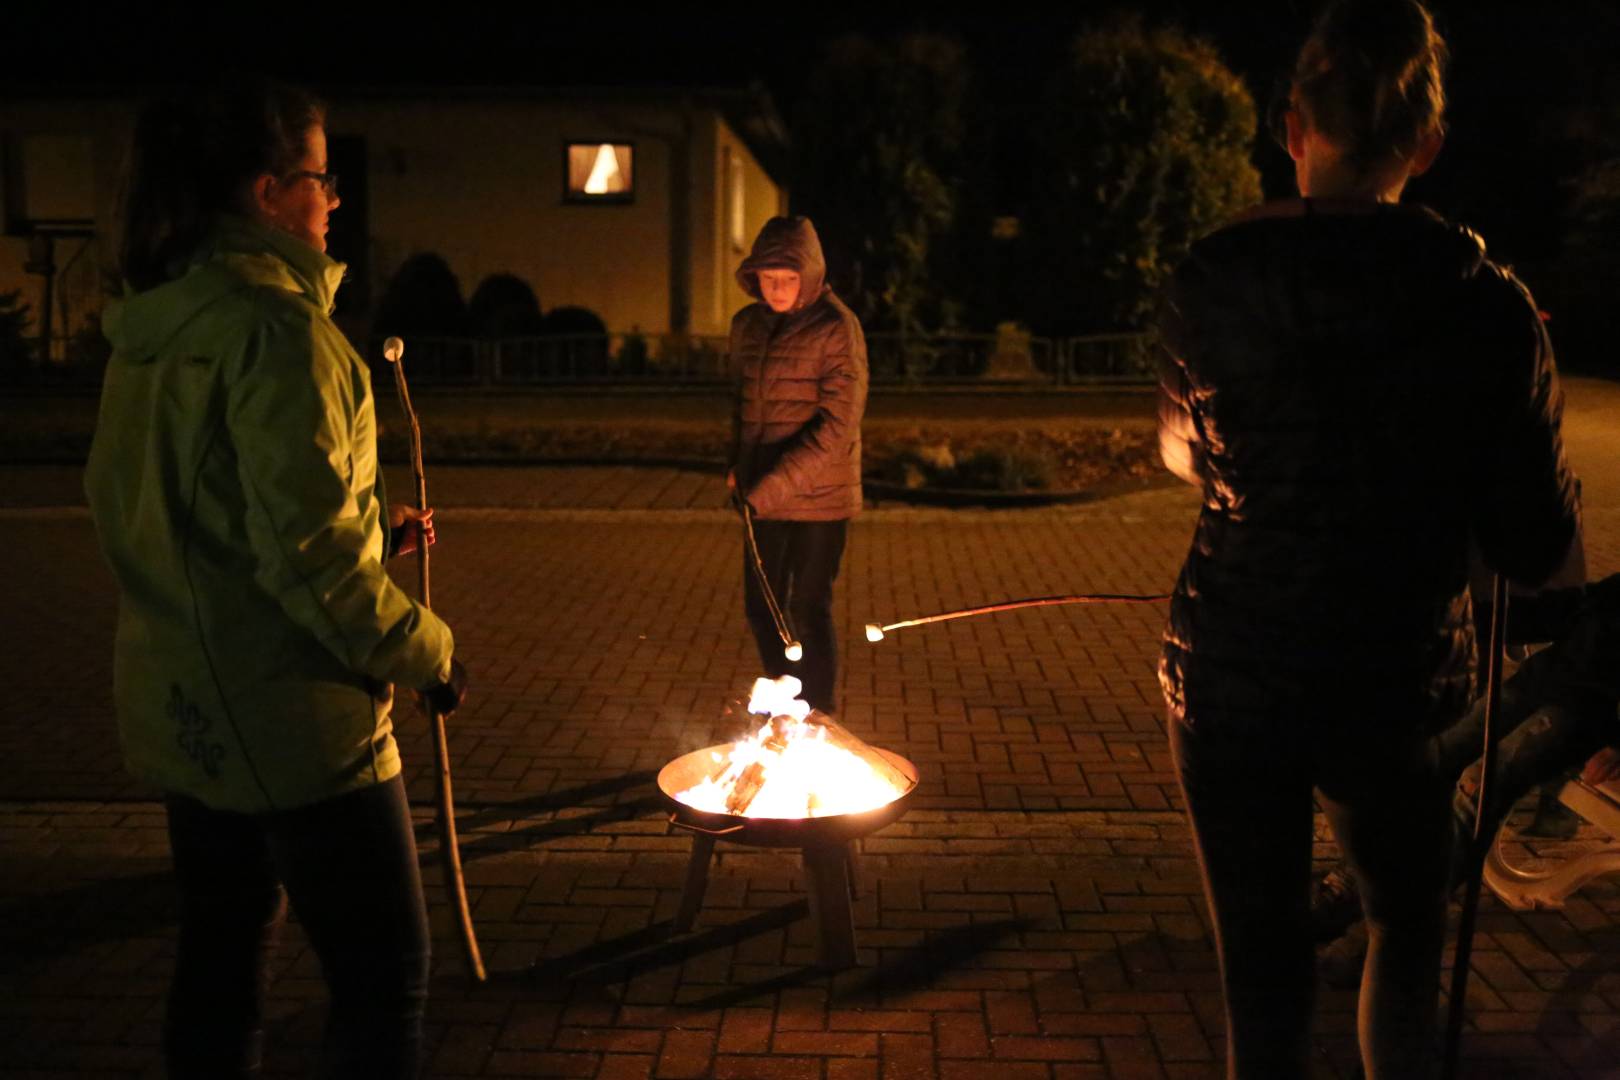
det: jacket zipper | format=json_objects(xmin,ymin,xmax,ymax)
[{"xmin": 751, "ymin": 315, "xmax": 785, "ymax": 473}]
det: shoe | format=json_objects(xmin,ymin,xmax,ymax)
[{"xmin": 1310, "ymin": 867, "xmax": 1362, "ymax": 943}]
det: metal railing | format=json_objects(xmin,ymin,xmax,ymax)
[
  {"xmin": 0, "ymin": 330, "xmax": 1159, "ymax": 390},
  {"xmin": 371, "ymin": 330, "xmax": 1157, "ymax": 388},
  {"xmin": 867, "ymin": 331, "xmax": 1158, "ymax": 384},
  {"xmin": 1060, "ymin": 331, "xmax": 1160, "ymax": 382},
  {"xmin": 865, "ymin": 333, "xmax": 1061, "ymax": 384},
  {"xmin": 371, "ymin": 333, "xmax": 733, "ymax": 386}
]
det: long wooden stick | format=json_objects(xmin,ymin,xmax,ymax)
[
  {"xmin": 1443, "ymin": 574, "xmax": 1508, "ymax": 1077},
  {"xmin": 739, "ymin": 500, "xmax": 801, "ymax": 660},
  {"xmin": 865, "ymin": 592, "xmax": 1171, "ymax": 641},
  {"xmin": 385, "ymin": 336, "xmax": 486, "ymax": 983}
]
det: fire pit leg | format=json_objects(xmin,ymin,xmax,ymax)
[
  {"xmin": 803, "ymin": 842, "xmax": 858, "ymax": 968},
  {"xmin": 672, "ymin": 834, "xmax": 717, "ymax": 935}
]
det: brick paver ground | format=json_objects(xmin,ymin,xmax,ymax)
[{"xmin": 2, "ymin": 377, "xmax": 1617, "ymax": 1078}]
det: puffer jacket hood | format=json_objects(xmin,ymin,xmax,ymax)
[
  {"xmin": 1156, "ymin": 199, "xmax": 1578, "ymax": 727},
  {"xmin": 727, "ymin": 215, "xmax": 867, "ymax": 521},
  {"xmin": 736, "ymin": 216, "xmax": 828, "ymax": 311}
]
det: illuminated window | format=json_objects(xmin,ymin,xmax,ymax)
[{"xmin": 565, "ymin": 142, "xmax": 634, "ymax": 202}]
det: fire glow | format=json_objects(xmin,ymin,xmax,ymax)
[
  {"xmin": 674, "ymin": 676, "xmax": 908, "ymax": 819},
  {"xmin": 583, "ymin": 143, "xmax": 627, "ymax": 194}
]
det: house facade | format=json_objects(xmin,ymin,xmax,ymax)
[{"xmin": 0, "ymin": 85, "xmax": 789, "ymax": 356}]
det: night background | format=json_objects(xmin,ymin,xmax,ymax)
[{"xmin": 8, "ymin": 0, "xmax": 1620, "ymax": 367}]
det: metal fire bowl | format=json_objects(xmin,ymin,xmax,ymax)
[{"xmin": 657, "ymin": 742, "xmax": 920, "ymax": 848}]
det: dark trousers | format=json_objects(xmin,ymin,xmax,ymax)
[
  {"xmin": 162, "ymin": 775, "xmax": 430, "ymax": 1079},
  {"xmin": 1171, "ymin": 712, "xmax": 1452, "ymax": 1079},
  {"xmin": 743, "ymin": 519, "xmax": 848, "ymax": 712}
]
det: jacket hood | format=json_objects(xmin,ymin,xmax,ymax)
[
  {"xmin": 736, "ymin": 216, "xmax": 827, "ymax": 311},
  {"xmin": 103, "ymin": 215, "xmax": 347, "ymax": 363}
]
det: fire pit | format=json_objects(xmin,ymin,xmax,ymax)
[{"xmin": 657, "ymin": 677, "xmax": 919, "ymax": 967}]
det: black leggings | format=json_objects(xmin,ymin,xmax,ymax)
[
  {"xmin": 162, "ymin": 776, "xmax": 430, "ymax": 1079},
  {"xmin": 1171, "ymin": 712, "xmax": 1452, "ymax": 1080},
  {"xmin": 743, "ymin": 518, "xmax": 849, "ymax": 713}
]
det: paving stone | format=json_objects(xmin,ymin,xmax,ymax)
[{"xmin": 4, "ymin": 375, "xmax": 1620, "ymax": 1077}]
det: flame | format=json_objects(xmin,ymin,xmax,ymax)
[
  {"xmin": 746, "ymin": 675, "xmax": 809, "ymax": 721},
  {"xmin": 674, "ymin": 676, "xmax": 907, "ymax": 819},
  {"xmin": 583, "ymin": 143, "xmax": 626, "ymax": 194}
]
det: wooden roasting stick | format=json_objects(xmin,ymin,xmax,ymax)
[{"xmin": 385, "ymin": 337, "xmax": 486, "ymax": 983}]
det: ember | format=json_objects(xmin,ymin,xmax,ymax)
[{"xmin": 674, "ymin": 677, "xmax": 909, "ymax": 819}]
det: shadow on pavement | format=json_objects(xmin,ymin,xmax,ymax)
[
  {"xmin": 454, "ymin": 797, "xmax": 664, "ymax": 864},
  {"xmin": 832, "ymin": 916, "xmax": 1036, "ymax": 1003},
  {"xmin": 0, "ymin": 866, "xmax": 174, "ymax": 968},
  {"xmin": 416, "ymin": 771, "xmax": 661, "ymax": 863},
  {"xmin": 526, "ymin": 899, "xmax": 810, "ymax": 990}
]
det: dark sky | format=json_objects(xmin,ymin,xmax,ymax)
[
  {"xmin": 12, "ymin": 1, "xmax": 1620, "ymax": 261},
  {"xmin": 14, "ymin": 2, "xmax": 1616, "ymax": 108}
]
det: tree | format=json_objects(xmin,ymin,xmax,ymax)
[
  {"xmin": 791, "ymin": 33, "xmax": 979, "ymax": 336},
  {"xmin": 1024, "ymin": 19, "xmax": 1262, "ymax": 335}
]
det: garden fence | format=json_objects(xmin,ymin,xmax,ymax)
[{"xmin": 1, "ymin": 331, "xmax": 1158, "ymax": 390}]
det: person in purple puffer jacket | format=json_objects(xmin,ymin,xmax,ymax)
[{"xmin": 727, "ymin": 216, "xmax": 868, "ymax": 713}]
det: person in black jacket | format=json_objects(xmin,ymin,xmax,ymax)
[{"xmin": 1155, "ymin": 1, "xmax": 1580, "ymax": 1076}]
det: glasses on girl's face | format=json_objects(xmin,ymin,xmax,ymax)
[{"xmin": 286, "ymin": 170, "xmax": 339, "ymax": 198}]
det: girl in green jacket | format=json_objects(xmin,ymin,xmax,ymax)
[{"xmin": 85, "ymin": 80, "xmax": 464, "ymax": 1079}]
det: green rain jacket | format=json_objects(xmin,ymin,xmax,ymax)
[{"xmin": 85, "ymin": 216, "xmax": 453, "ymax": 813}]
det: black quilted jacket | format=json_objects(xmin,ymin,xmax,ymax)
[
  {"xmin": 1157, "ymin": 200, "xmax": 1579, "ymax": 728},
  {"xmin": 729, "ymin": 217, "xmax": 868, "ymax": 521}
]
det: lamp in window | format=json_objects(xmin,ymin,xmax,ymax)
[{"xmin": 566, "ymin": 143, "xmax": 634, "ymax": 201}]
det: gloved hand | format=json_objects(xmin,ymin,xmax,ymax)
[{"xmin": 418, "ymin": 658, "xmax": 468, "ymax": 716}]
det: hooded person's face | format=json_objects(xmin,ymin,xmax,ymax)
[{"xmin": 758, "ymin": 269, "xmax": 801, "ymax": 313}]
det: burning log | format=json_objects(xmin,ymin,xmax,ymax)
[
  {"xmin": 804, "ymin": 711, "xmax": 914, "ymax": 796},
  {"xmin": 725, "ymin": 715, "xmax": 793, "ymax": 815},
  {"xmin": 680, "ymin": 676, "xmax": 914, "ymax": 820},
  {"xmin": 720, "ymin": 710, "xmax": 909, "ymax": 817}
]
